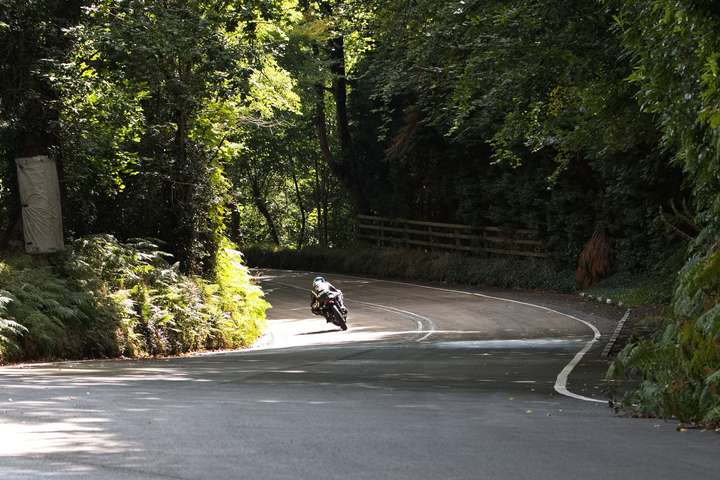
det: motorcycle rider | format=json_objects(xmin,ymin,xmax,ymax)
[{"xmin": 310, "ymin": 276, "xmax": 347, "ymax": 317}]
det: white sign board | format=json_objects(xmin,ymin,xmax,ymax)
[{"xmin": 15, "ymin": 155, "xmax": 64, "ymax": 253}]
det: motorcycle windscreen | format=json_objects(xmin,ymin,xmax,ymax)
[{"xmin": 15, "ymin": 155, "xmax": 64, "ymax": 253}]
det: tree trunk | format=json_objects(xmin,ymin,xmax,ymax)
[
  {"xmin": 173, "ymin": 106, "xmax": 200, "ymax": 273},
  {"xmin": 14, "ymin": 1, "xmax": 82, "ymax": 239},
  {"xmin": 8, "ymin": 89, "xmax": 57, "ymax": 251},
  {"xmin": 249, "ymin": 177, "xmax": 281, "ymax": 246},
  {"xmin": 314, "ymin": 82, "xmax": 335, "ymax": 168},
  {"xmin": 311, "ymin": 38, "xmax": 368, "ymax": 214},
  {"xmin": 329, "ymin": 35, "xmax": 351, "ymax": 157},
  {"xmin": 311, "ymin": 155, "xmax": 327, "ymax": 248},
  {"xmin": 2, "ymin": 151, "xmax": 25, "ymax": 250},
  {"xmin": 292, "ymin": 170, "xmax": 307, "ymax": 250},
  {"xmin": 311, "ymin": 77, "xmax": 338, "ymax": 242},
  {"xmin": 322, "ymin": 169, "xmax": 330, "ymax": 247},
  {"xmin": 230, "ymin": 206, "xmax": 242, "ymax": 244}
]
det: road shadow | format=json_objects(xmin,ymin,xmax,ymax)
[{"xmin": 298, "ymin": 328, "xmax": 344, "ymax": 335}]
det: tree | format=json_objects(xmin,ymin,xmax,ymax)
[
  {"xmin": 289, "ymin": 0, "xmax": 377, "ymax": 212},
  {"xmin": 344, "ymin": 0, "xmax": 684, "ymax": 270},
  {"xmin": 0, "ymin": 0, "xmax": 83, "ymax": 246},
  {"xmin": 59, "ymin": 0, "xmax": 287, "ymax": 273},
  {"xmin": 603, "ymin": 0, "xmax": 720, "ymax": 422}
]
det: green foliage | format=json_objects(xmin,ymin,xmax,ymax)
[
  {"xmin": 0, "ymin": 236, "xmax": 268, "ymax": 363},
  {"xmin": 603, "ymin": 1, "xmax": 720, "ymax": 425},
  {"xmin": 586, "ymin": 246, "xmax": 687, "ymax": 307},
  {"xmin": 0, "ymin": 0, "xmax": 306, "ymax": 362},
  {"xmin": 0, "ymin": 0, "xmax": 76, "ymax": 142},
  {"xmin": 61, "ymin": 235, "xmax": 268, "ymax": 357},
  {"xmin": 2, "ymin": 0, "xmax": 720, "ymax": 428},
  {"xmin": 245, "ymin": 246, "xmax": 576, "ymax": 292},
  {"xmin": 587, "ymin": 275, "xmax": 674, "ymax": 308},
  {"xmin": 228, "ymin": 115, "xmax": 354, "ymax": 249},
  {"xmin": 346, "ymin": 0, "xmax": 685, "ymax": 270},
  {"xmin": 606, "ymin": 1, "xmax": 720, "ymax": 215},
  {"xmin": 42, "ymin": 0, "xmax": 298, "ymax": 274},
  {"xmin": 0, "ymin": 251, "xmax": 119, "ymax": 362},
  {"xmin": 0, "ymin": 288, "xmax": 28, "ymax": 356},
  {"xmin": 211, "ymin": 239, "xmax": 267, "ymax": 347},
  {"xmin": 609, "ymin": 317, "xmax": 720, "ymax": 426}
]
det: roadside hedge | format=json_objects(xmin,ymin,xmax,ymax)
[
  {"xmin": 0, "ymin": 235, "xmax": 268, "ymax": 363},
  {"xmin": 244, "ymin": 246, "xmax": 576, "ymax": 292}
]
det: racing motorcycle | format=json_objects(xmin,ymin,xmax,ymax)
[{"xmin": 314, "ymin": 291, "xmax": 348, "ymax": 331}]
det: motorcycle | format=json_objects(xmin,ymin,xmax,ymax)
[{"xmin": 313, "ymin": 290, "xmax": 348, "ymax": 331}]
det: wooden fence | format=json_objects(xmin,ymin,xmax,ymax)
[{"xmin": 357, "ymin": 215, "xmax": 546, "ymax": 258}]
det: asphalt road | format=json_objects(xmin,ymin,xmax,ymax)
[{"xmin": 1, "ymin": 270, "xmax": 718, "ymax": 479}]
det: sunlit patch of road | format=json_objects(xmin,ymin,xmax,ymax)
[{"xmin": 0, "ymin": 418, "xmax": 134, "ymax": 457}]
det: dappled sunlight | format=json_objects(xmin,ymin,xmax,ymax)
[
  {"xmin": 257, "ymin": 272, "xmax": 446, "ymax": 349},
  {"xmin": 0, "ymin": 360, "xmax": 243, "ymax": 477},
  {"xmin": 255, "ymin": 315, "xmax": 422, "ymax": 350},
  {"xmin": 0, "ymin": 417, "xmax": 134, "ymax": 457},
  {"xmin": 5, "ymin": 0, "xmax": 716, "ymax": 475},
  {"xmin": 0, "ymin": 270, "xmax": 611, "ymax": 478},
  {"xmin": 0, "ymin": 367, "xmax": 207, "ymax": 390},
  {"xmin": 255, "ymin": 329, "xmax": 418, "ymax": 350}
]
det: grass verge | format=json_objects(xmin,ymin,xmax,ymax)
[{"xmin": 584, "ymin": 248, "xmax": 685, "ymax": 307}]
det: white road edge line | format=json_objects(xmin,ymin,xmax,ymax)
[
  {"xmin": 266, "ymin": 280, "xmax": 436, "ymax": 342},
  {"xmin": 353, "ymin": 275, "xmax": 606, "ymax": 403},
  {"xmin": 269, "ymin": 270, "xmax": 607, "ymax": 404},
  {"xmin": 350, "ymin": 299, "xmax": 436, "ymax": 342}
]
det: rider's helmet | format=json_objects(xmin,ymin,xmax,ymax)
[{"xmin": 313, "ymin": 276, "xmax": 326, "ymax": 285}]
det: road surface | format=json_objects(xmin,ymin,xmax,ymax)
[{"xmin": 1, "ymin": 270, "xmax": 718, "ymax": 479}]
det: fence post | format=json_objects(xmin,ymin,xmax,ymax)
[
  {"xmin": 356, "ymin": 215, "xmax": 545, "ymax": 258},
  {"xmin": 403, "ymin": 220, "xmax": 409, "ymax": 249},
  {"xmin": 379, "ymin": 218, "xmax": 385, "ymax": 247}
]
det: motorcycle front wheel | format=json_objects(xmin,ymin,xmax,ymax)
[{"xmin": 332, "ymin": 305, "xmax": 348, "ymax": 331}]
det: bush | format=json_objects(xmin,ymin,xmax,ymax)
[
  {"xmin": 244, "ymin": 245, "xmax": 576, "ymax": 292},
  {"xmin": 0, "ymin": 289, "xmax": 29, "ymax": 356},
  {"xmin": 0, "ymin": 251, "xmax": 120, "ymax": 361},
  {"xmin": 608, "ymin": 318, "xmax": 720, "ymax": 427},
  {"xmin": 608, "ymin": 238, "xmax": 720, "ymax": 427},
  {"xmin": 585, "ymin": 247, "xmax": 686, "ymax": 307},
  {"xmin": 0, "ymin": 235, "xmax": 268, "ymax": 363},
  {"xmin": 210, "ymin": 238, "xmax": 267, "ymax": 348}
]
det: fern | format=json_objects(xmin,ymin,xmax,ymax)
[
  {"xmin": 0, "ymin": 290, "xmax": 28, "ymax": 355},
  {"xmin": 1, "ymin": 235, "xmax": 267, "ymax": 362}
]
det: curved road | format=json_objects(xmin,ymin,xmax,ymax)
[{"xmin": 0, "ymin": 270, "xmax": 718, "ymax": 479}]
